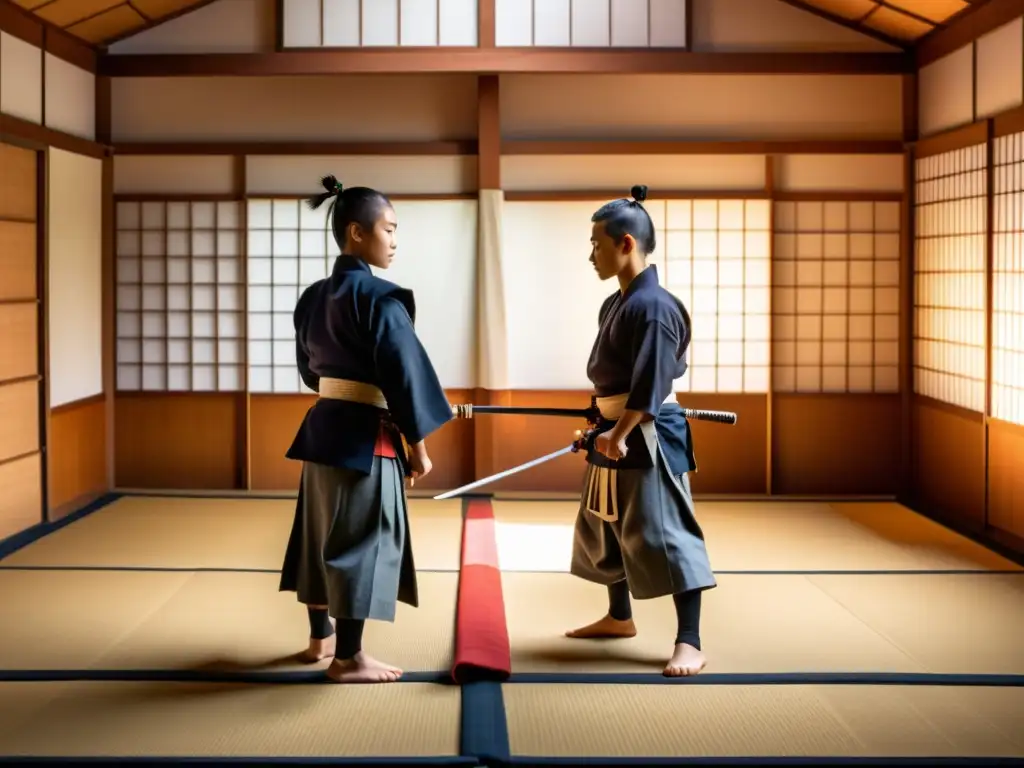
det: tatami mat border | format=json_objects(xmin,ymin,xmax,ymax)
[{"xmin": 0, "ymin": 493, "xmax": 122, "ymax": 561}]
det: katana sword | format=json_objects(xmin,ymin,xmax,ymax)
[
  {"xmin": 433, "ymin": 430, "xmax": 591, "ymax": 501},
  {"xmin": 450, "ymin": 401, "xmax": 739, "ymax": 426}
]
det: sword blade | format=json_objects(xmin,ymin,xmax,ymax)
[{"xmin": 432, "ymin": 443, "xmax": 578, "ymax": 500}]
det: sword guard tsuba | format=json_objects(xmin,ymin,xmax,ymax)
[{"xmin": 571, "ymin": 428, "xmax": 594, "ymax": 453}]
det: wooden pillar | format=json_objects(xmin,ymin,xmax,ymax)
[
  {"xmin": 473, "ymin": 74, "xmax": 508, "ymax": 484},
  {"xmin": 899, "ymin": 71, "xmax": 917, "ymax": 506}
]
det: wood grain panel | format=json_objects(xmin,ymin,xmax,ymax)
[
  {"xmin": 248, "ymin": 390, "xmax": 475, "ymax": 492},
  {"xmin": 0, "ymin": 379, "xmax": 40, "ymax": 462},
  {"xmin": 987, "ymin": 418, "xmax": 1024, "ymax": 541},
  {"xmin": 0, "ymin": 142, "xmax": 37, "ymax": 221},
  {"xmin": 773, "ymin": 394, "xmax": 902, "ymax": 495},
  {"xmin": 114, "ymin": 393, "xmax": 239, "ymax": 489},
  {"xmin": 0, "ymin": 452, "xmax": 42, "ymax": 540},
  {"xmin": 48, "ymin": 396, "xmax": 107, "ymax": 518},
  {"xmin": 0, "ymin": 221, "xmax": 37, "ymax": 300},
  {"xmin": 911, "ymin": 395, "xmax": 986, "ymax": 532},
  {"xmin": 0, "ymin": 303, "xmax": 39, "ymax": 383}
]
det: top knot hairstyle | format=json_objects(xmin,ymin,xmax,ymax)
[
  {"xmin": 591, "ymin": 184, "xmax": 656, "ymax": 255},
  {"xmin": 306, "ymin": 175, "xmax": 392, "ymax": 252}
]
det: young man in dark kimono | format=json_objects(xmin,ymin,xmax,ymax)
[
  {"xmin": 279, "ymin": 176, "xmax": 453, "ymax": 684},
  {"xmin": 566, "ymin": 185, "xmax": 717, "ymax": 677}
]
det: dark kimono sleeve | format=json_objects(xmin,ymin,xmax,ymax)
[
  {"xmin": 624, "ymin": 317, "xmax": 680, "ymax": 416},
  {"xmin": 293, "ymin": 284, "xmax": 320, "ymax": 393},
  {"xmin": 371, "ymin": 296, "xmax": 452, "ymax": 444}
]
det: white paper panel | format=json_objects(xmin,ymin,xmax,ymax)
[
  {"xmin": 245, "ymin": 155, "xmax": 477, "ymax": 195},
  {"xmin": 439, "ymin": 0, "xmax": 478, "ymax": 45},
  {"xmin": 246, "ymin": 198, "xmax": 476, "ymax": 392},
  {"xmin": 401, "ymin": 0, "xmax": 438, "ymax": 45},
  {"xmin": 611, "ymin": 0, "xmax": 648, "ymax": 46},
  {"xmin": 48, "ymin": 149, "xmax": 104, "ymax": 408},
  {"xmin": 496, "ymin": 0, "xmax": 533, "ymax": 45},
  {"xmin": 363, "ymin": 0, "xmax": 400, "ymax": 46},
  {"xmin": 775, "ymin": 200, "xmax": 902, "ymax": 395},
  {"xmin": 0, "ymin": 32, "xmax": 42, "ymax": 124},
  {"xmin": 114, "ymin": 156, "xmax": 237, "ymax": 195},
  {"xmin": 535, "ymin": 0, "xmax": 571, "ymax": 45},
  {"xmin": 323, "ymin": 0, "xmax": 361, "ymax": 46},
  {"xmin": 649, "ymin": 0, "xmax": 687, "ymax": 47},
  {"xmin": 282, "ymin": 0, "xmax": 321, "ymax": 47},
  {"xmin": 501, "ymin": 154, "xmax": 766, "ymax": 192},
  {"xmin": 115, "ymin": 200, "xmax": 245, "ymax": 392},
  {"xmin": 918, "ymin": 45, "xmax": 974, "ymax": 138},
  {"xmin": 43, "ymin": 54, "xmax": 95, "ymax": 141},
  {"xmin": 502, "ymin": 201, "xmax": 629, "ymax": 389},
  {"xmin": 774, "ymin": 155, "xmax": 905, "ymax": 193},
  {"xmin": 572, "ymin": 0, "xmax": 610, "ymax": 46},
  {"xmin": 975, "ymin": 17, "xmax": 1024, "ymax": 120}
]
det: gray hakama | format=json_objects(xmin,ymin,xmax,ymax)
[
  {"xmin": 278, "ymin": 254, "xmax": 453, "ymax": 624},
  {"xmin": 571, "ymin": 420, "xmax": 717, "ymax": 600},
  {"xmin": 289, "ymin": 455, "xmax": 417, "ymax": 622},
  {"xmin": 573, "ymin": 263, "xmax": 717, "ymax": 601}
]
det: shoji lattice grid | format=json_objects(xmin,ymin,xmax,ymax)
[
  {"xmin": 992, "ymin": 132, "xmax": 1024, "ymax": 427},
  {"xmin": 246, "ymin": 199, "xmax": 332, "ymax": 394},
  {"xmin": 660, "ymin": 200, "xmax": 771, "ymax": 393},
  {"xmin": 913, "ymin": 145, "xmax": 988, "ymax": 412},
  {"xmin": 772, "ymin": 200, "xmax": 901, "ymax": 394},
  {"xmin": 115, "ymin": 201, "xmax": 245, "ymax": 392}
]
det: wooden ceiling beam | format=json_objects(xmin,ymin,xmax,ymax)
[
  {"xmin": 916, "ymin": 0, "xmax": 1019, "ymax": 67},
  {"xmin": 772, "ymin": 0, "xmax": 911, "ymax": 51},
  {"xmin": 97, "ymin": 48, "xmax": 914, "ymax": 77}
]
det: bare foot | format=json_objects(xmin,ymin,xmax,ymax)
[
  {"xmin": 664, "ymin": 643, "xmax": 706, "ymax": 677},
  {"xmin": 298, "ymin": 615, "xmax": 337, "ymax": 663},
  {"xmin": 325, "ymin": 652, "xmax": 404, "ymax": 684},
  {"xmin": 298, "ymin": 634, "xmax": 336, "ymax": 663},
  {"xmin": 565, "ymin": 614, "xmax": 637, "ymax": 639}
]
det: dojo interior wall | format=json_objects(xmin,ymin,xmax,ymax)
[
  {"xmin": 912, "ymin": 14, "xmax": 1024, "ymax": 549},
  {"xmin": 6, "ymin": 0, "xmax": 1024, "ymax": 557},
  {"xmin": 102, "ymin": 0, "xmax": 910, "ymax": 501},
  {"xmin": 0, "ymin": 6, "xmax": 104, "ymax": 541}
]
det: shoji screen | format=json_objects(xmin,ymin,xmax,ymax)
[
  {"xmin": 115, "ymin": 201, "xmax": 246, "ymax": 392},
  {"xmin": 661, "ymin": 199, "xmax": 770, "ymax": 393},
  {"xmin": 992, "ymin": 131, "xmax": 1024, "ymax": 427},
  {"xmin": 912, "ymin": 144, "xmax": 988, "ymax": 412},
  {"xmin": 772, "ymin": 200, "xmax": 901, "ymax": 394},
  {"xmin": 245, "ymin": 197, "xmax": 477, "ymax": 393}
]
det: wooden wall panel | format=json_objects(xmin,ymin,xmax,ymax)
[
  {"xmin": 0, "ymin": 140, "xmax": 41, "ymax": 540},
  {"xmin": 114, "ymin": 393, "xmax": 240, "ymax": 489},
  {"xmin": 0, "ymin": 379, "xmax": 40, "ymax": 462},
  {"xmin": 248, "ymin": 389, "xmax": 475, "ymax": 492},
  {"xmin": 911, "ymin": 396, "xmax": 986, "ymax": 532},
  {"xmin": 773, "ymin": 394, "xmax": 901, "ymax": 495},
  {"xmin": 988, "ymin": 418, "xmax": 1024, "ymax": 542},
  {"xmin": 0, "ymin": 453, "xmax": 42, "ymax": 540},
  {"xmin": 47, "ymin": 396, "xmax": 107, "ymax": 519}
]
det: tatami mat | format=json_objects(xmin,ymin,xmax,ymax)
[
  {"xmin": 502, "ymin": 683, "xmax": 1024, "ymax": 758},
  {"xmin": 491, "ymin": 499, "xmax": 1021, "ymax": 572},
  {"xmin": 1, "ymin": 495, "xmax": 464, "ymax": 572},
  {"xmin": 0, "ymin": 569, "xmax": 457, "ymax": 673},
  {"xmin": 0, "ymin": 681, "xmax": 462, "ymax": 758},
  {"xmin": 501, "ymin": 571, "xmax": 1024, "ymax": 674}
]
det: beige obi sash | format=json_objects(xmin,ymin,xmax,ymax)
[{"xmin": 318, "ymin": 377, "xmax": 389, "ymax": 409}]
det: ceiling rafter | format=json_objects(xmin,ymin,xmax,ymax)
[{"xmin": 2, "ymin": 0, "xmax": 1001, "ymax": 53}]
